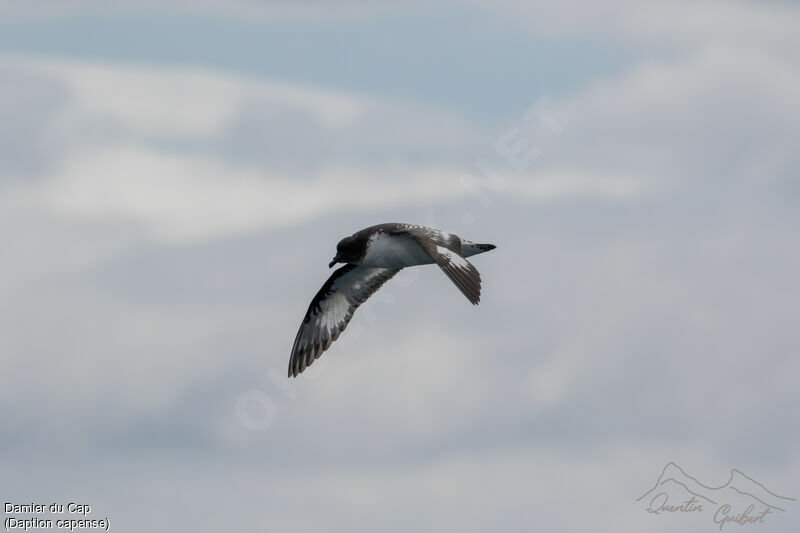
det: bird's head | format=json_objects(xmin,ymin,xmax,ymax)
[{"xmin": 329, "ymin": 235, "xmax": 361, "ymax": 268}]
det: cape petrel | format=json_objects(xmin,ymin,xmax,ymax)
[{"xmin": 288, "ymin": 223, "xmax": 496, "ymax": 377}]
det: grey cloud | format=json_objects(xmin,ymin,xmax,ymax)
[
  {"xmin": 0, "ymin": 68, "xmax": 71, "ymax": 179},
  {"xmin": 3, "ymin": 193, "xmax": 798, "ymax": 532},
  {"xmin": 4, "ymin": 196, "xmax": 797, "ymax": 464}
]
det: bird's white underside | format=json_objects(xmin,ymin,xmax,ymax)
[{"xmin": 359, "ymin": 232, "xmax": 434, "ymax": 268}]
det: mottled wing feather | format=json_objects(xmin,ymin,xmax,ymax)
[
  {"xmin": 289, "ymin": 264, "xmax": 400, "ymax": 377},
  {"xmin": 400, "ymin": 227, "xmax": 482, "ymax": 305}
]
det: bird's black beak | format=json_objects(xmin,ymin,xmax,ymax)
[{"xmin": 328, "ymin": 257, "xmax": 339, "ymax": 268}]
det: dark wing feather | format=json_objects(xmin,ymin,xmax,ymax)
[
  {"xmin": 289, "ymin": 265, "xmax": 400, "ymax": 377},
  {"xmin": 401, "ymin": 227, "xmax": 482, "ymax": 305}
]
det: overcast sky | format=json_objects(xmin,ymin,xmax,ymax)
[{"xmin": 2, "ymin": 2, "xmax": 799, "ymax": 532}]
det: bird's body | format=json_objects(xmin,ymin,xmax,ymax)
[
  {"xmin": 359, "ymin": 231, "xmax": 433, "ymax": 267},
  {"xmin": 288, "ymin": 223, "xmax": 496, "ymax": 377}
]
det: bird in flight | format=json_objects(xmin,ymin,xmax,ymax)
[{"xmin": 288, "ymin": 223, "xmax": 496, "ymax": 377}]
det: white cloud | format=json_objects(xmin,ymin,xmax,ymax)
[
  {"xmin": 527, "ymin": 43, "xmax": 800, "ymax": 196},
  {"xmin": 2, "ymin": 56, "xmax": 655, "ymax": 245},
  {"xmin": 32, "ymin": 147, "xmax": 471, "ymax": 241},
  {"xmin": 2, "ymin": 56, "xmax": 368, "ymax": 139},
  {"xmin": 25, "ymin": 147, "xmax": 648, "ymax": 242}
]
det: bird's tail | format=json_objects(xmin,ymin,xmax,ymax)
[{"xmin": 461, "ymin": 241, "xmax": 497, "ymax": 258}]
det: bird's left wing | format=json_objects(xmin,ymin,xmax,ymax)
[{"xmin": 289, "ymin": 264, "xmax": 400, "ymax": 377}]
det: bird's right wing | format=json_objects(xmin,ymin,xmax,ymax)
[
  {"xmin": 289, "ymin": 264, "xmax": 400, "ymax": 377},
  {"xmin": 402, "ymin": 227, "xmax": 482, "ymax": 305}
]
